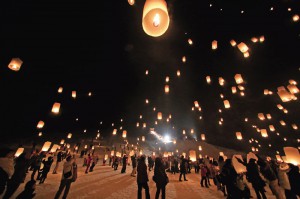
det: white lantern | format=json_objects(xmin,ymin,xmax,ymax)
[
  {"xmin": 206, "ymin": 76, "xmax": 211, "ymax": 84},
  {"xmin": 230, "ymin": 40, "xmax": 236, "ymax": 47},
  {"xmin": 269, "ymin": 125, "xmax": 275, "ymax": 132},
  {"xmin": 219, "ymin": 77, "xmax": 225, "ymax": 86},
  {"xmin": 142, "ymin": 0, "xmax": 170, "ymax": 37},
  {"xmin": 201, "ymin": 134, "xmax": 206, "ymax": 141},
  {"xmin": 236, "ymin": 132, "xmax": 243, "ymax": 140},
  {"xmin": 113, "ymin": 129, "xmax": 117, "ymax": 135},
  {"xmin": 58, "ymin": 87, "xmax": 63, "ymax": 93},
  {"xmin": 223, "ymin": 100, "xmax": 230, "ymax": 109},
  {"xmin": 60, "ymin": 139, "xmax": 65, "ymax": 145},
  {"xmin": 292, "ymin": 124, "xmax": 298, "ymax": 130},
  {"xmin": 234, "ymin": 74, "xmax": 244, "ymax": 84},
  {"xmin": 188, "ymin": 38, "xmax": 193, "ymax": 45},
  {"xmin": 232, "ymin": 86, "xmax": 237, "ymax": 94},
  {"xmin": 122, "ymin": 130, "xmax": 127, "ymax": 138},
  {"xmin": 261, "ymin": 129, "xmax": 268, "ymax": 137},
  {"xmin": 189, "ymin": 150, "xmax": 197, "ymax": 162},
  {"xmin": 41, "ymin": 141, "xmax": 52, "ymax": 152},
  {"xmin": 8, "ymin": 58, "xmax": 23, "ymax": 71},
  {"xmin": 258, "ymin": 113, "xmax": 265, "ymax": 120},
  {"xmin": 198, "ymin": 145, "xmax": 202, "ymax": 151},
  {"xmin": 15, "ymin": 148, "xmax": 24, "ymax": 157},
  {"xmin": 157, "ymin": 112, "xmax": 162, "ymax": 120},
  {"xmin": 165, "ymin": 85, "xmax": 169, "ymax": 93},
  {"xmin": 251, "ymin": 37, "xmax": 258, "ymax": 43},
  {"xmin": 142, "ymin": 136, "xmax": 145, "ymax": 142},
  {"xmin": 37, "ymin": 121, "xmax": 45, "ymax": 129},
  {"xmin": 194, "ymin": 101, "xmax": 199, "ymax": 108},
  {"xmin": 237, "ymin": 42, "xmax": 249, "ymax": 53},
  {"xmin": 67, "ymin": 133, "xmax": 72, "ymax": 139},
  {"xmin": 177, "ymin": 70, "xmax": 181, "ymax": 77},
  {"xmin": 51, "ymin": 102, "xmax": 61, "ymax": 114},
  {"xmin": 283, "ymin": 147, "xmax": 300, "ymax": 165},
  {"xmin": 72, "ymin": 91, "xmax": 76, "ymax": 98},
  {"xmin": 212, "ymin": 40, "xmax": 218, "ymax": 50},
  {"xmin": 266, "ymin": 114, "xmax": 272, "ymax": 120},
  {"xmin": 280, "ymin": 120, "xmax": 286, "ymax": 126},
  {"xmin": 165, "ymin": 76, "xmax": 170, "ymax": 83}
]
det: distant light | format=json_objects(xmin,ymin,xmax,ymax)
[
  {"xmin": 293, "ymin": 14, "xmax": 299, "ymax": 22},
  {"xmin": 220, "ymin": 8, "xmax": 223, "ymax": 11},
  {"xmin": 270, "ymin": 7, "xmax": 274, "ymax": 11},
  {"xmin": 288, "ymin": 8, "xmax": 291, "ymax": 12},
  {"xmin": 209, "ymin": 4, "xmax": 212, "ymax": 7},
  {"xmin": 241, "ymin": 10, "xmax": 244, "ymax": 14}
]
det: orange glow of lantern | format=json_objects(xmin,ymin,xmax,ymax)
[
  {"xmin": 259, "ymin": 36, "xmax": 265, "ymax": 42},
  {"xmin": 198, "ymin": 145, "xmax": 202, "ymax": 151},
  {"xmin": 157, "ymin": 112, "xmax": 162, "ymax": 120},
  {"xmin": 258, "ymin": 113, "xmax": 265, "ymax": 120},
  {"xmin": 189, "ymin": 150, "xmax": 196, "ymax": 162},
  {"xmin": 283, "ymin": 109, "xmax": 288, "ymax": 114},
  {"xmin": 176, "ymin": 70, "xmax": 181, "ymax": 77},
  {"xmin": 113, "ymin": 129, "xmax": 117, "ymax": 135},
  {"xmin": 188, "ymin": 39, "xmax": 193, "ymax": 45},
  {"xmin": 292, "ymin": 124, "xmax": 298, "ymax": 130},
  {"xmin": 51, "ymin": 102, "xmax": 61, "ymax": 114},
  {"xmin": 212, "ymin": 40, "xmax": 218, "ymax": 50},
  {"xmin": 269, "ymin": 125, "xmax": 275, "ymax": 132},
  {"xmin": 237, "ymin": 42, "xmax": 249, "ymax": 53},
  {"xmin": 37, "ymin": 121, "xmax": 45, "ymax": 129},
  {"xmin": 143, "ymin": 123, "xmax": 146, "ymax": 128},
  {"xmin": 236, "ymin": 132, "xmax": 243, "ymax": 140},
  {"xmin": 15, "ymin": 148, "xmax": 24, "ymax": 157},
  {"xmin": 182, "ymin": 56, "xmax": 186, "ymax": 63},
  {"xmin": 238, "ymin": 85, "xmax": 245, "ymax": 91},
  {"xmin": 164, "ymin": 85, "xmax": 169, "ymax": 93},
  {"xmin": 8, "ymin": 58, "xmax": 23, "ymax": 71},
  {"xmin": 142, "ymin": 0, "xmax": 170, "ymax": 37},
  {"xmin": 230, "ymin": 40, "xmax": 237, "ymax": 47},
  {"xmin": 201, "ymin": 134, "xmax": 206, "ymax": 141},
  {"xmin": 289, "ymin": 79, "xmax": 297, "ymax": 85},
  {"xmin": 128, "ymin": 0, "xmax": 135, "ymax": 6},
  {"xmin": 122, "ymin": 130, "xmax": 127, "ymax": 138},
  {"xmin": 292, "ymin": 14, "xmax": 299, "ymax": 22},
  {"xmin": 264, "ymin": 89, "xmax": 269, "ymax": 95},
  {"xmin": 41, "ymin": 141, "xmax": 52, "ymax": 152},
  {"xmin": 266, "ymin": 114, "xmax": 272, "ymax": 119},
  {"xmin": 145, "ymin": 99, "xmax": 149, "ymax": 104},
  {"xmin": 165, "ymin": 76, "xmax": 169, "ymax": 82},
  {"xmin": 60, "ymin": 139, "xmax": 65, "ymax": 145},
  {"xmin": 277, "ymin": 104, "xmax": 284, "ymax": 110},
  {"xmin": 206, "ymin": 76, "xmax": 211, "ymax": 84},
  {"xmin": 232, "ymin": 86, "xmax": 237, "ymax": 94},
  {"xmin": 284, "ymin": 147, "xmax": 300, "ymax": 165},
  {"xmin": 136, "ymin": 122, "xmax": 140, "ymax": 127},
  {"xmin": 194, "ymin": 101, "xmax": 199, "ymax": 108},
  {"xmin": 234, "ymin": 74, "xmax": 244, "ymax": 84},
  {"xmin": 243, "ymin": 51, "xmax": 250, "ymax": 58},
  {"xmin": 261, "ymin": 129, "xmax": 268, "ymax": 137},
  {"xmin": 142, "ymin": 136, "xmax": 145, "ymax": 142},
  {"xmin": 58, "ymin": 87, "xmax": 63, "ymax": 93},
  {"xmin": 219, "ymin": 77, "xmax": 225, "ymax": 86},
  {"xmin": 287, "ymin": 84, "xmax": 299, "ymax": 94},
  {"xmin": 72, "ymin": 91, "xmax": 76, "ymax": 99},
  {"xmin": 67, "ymin": 133, "xmax": 72, "ymax": 139},
  {"xmin": 145, "ymin": 70, "xmax": 149, "ymax": 75},
  {"xmin": 277, "ymin": 89, "xmax": 294, "ymax": 102},
  {"xmin": 223, "ymin": 100, "xmax": 230, "ymax": 109},
  {"xmin": 251, "ymin": 37, "xmax": 258, "ymax": 43},
  {"xmin": 280, "ymin": 120, "xmax": 286, "ymax": 126},
  {"xmin": 182, "ymin": 130, "xmax": 186, "ymax": 135}
]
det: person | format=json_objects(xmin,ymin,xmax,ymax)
[
  {"xmin": 53, "ymin": 151, "xmax": 63, "ymax": 174},
  {"xmin": 54, "ymin": 156, "xmax": 75, "ymax": 199},
  {"xmin": 0, "ymin": 147, "xmax": 15, "ymax": 195},
  {"xmin": 16, "ymin": 180, "xmax": 36, "ymax": 199},
  {"xmin": 153, "ymin": 157, "xmax": 168, "ymax": 199},
  {"xmin": 148, "ymin": 156, "xmax": 154, "ymax": 171},
  {"xmin": 277, "ymin": 162, "xmax": 297, "ymax": 199},
  {"xmin": 31, "ymin": 151, "xmax": 44, "ymax": 180},
  {"xmin": 85, "ymin": 154, "xmax": 92, "ymax": 174},
  {"xmin": 179, "ymin": 156, "xmax": 187, "ymax": 181},
  {"xmin": 131, "ymin": 154, "xmax": 137, "ymax": 177},
  {"xmin": 121, "ymin": 154, "xmax": 128, "ymax": 173},
  {"xmin": 137, "ymin": 155, "xmax": 150, "ymax": 199},
  {"xmin": 170, "ymin": 158, "xmax": 176, "ymax": 174},
  {"xmin": 113, "ymin": 156, "xmax": 119, "ymax": 171},
  {"xmin": 286, "ymin": 163, "xmax": 300, "ymax": 197},
  {"xmin": 39, "ymin": 156, "xmax": 53, "ymax": 184},
  {"xmin": 3, "ymin": 152, "xmax": 28, "ymax": 199},
  {"xmin": 200, "ymin": 164, "xmax": 209, "ymax": 188},
  {"xmin": 220, "ymin": 159, "xmax": 240, "ymax": 199}
]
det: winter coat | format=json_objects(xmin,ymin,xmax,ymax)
[
  {"xmin": 131, "ymin": 156, "xmax": 137, "ymax": 168},
  {"xmin": 180, "ymin": 159, "xmax": 186, "ymax": 172},
  {"xmin": 246, "ymin": 162, "xmax": 265, "ymax": 189},
  {"xmin": 154, "ymin": 165, "xmax": 168, "ymax": 187},
  {"xmin": 287, "ymin": 164, "xmax": 300, "ymax": 196},
  {"xmin": 62, "ymin": 161, "xmax": 73, "ymax": 180},
  {"xmin": 42, "ymin": 159, "xmax": 53, "ymax": 173},
  {"xmin": 277, "ymin": 169, "xmax": 291, "ymax": 190},
  {"xmin": 56, "ymin": 152, "xmax": 62, "ymax": 162},
  {"xmin": 137, "ymin": 161, "xmax": 148, "ymax": 184}
]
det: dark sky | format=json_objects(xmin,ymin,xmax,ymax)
[{"xmin": 0, "ymin": 0, "xmax": 299, "ymax": 154}]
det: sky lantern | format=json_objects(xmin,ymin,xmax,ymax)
[
  {"xmin": 143, "ymin": 123, "xmax": 146, "ymax": 128},
  {"xmin": 284, "ymin": 147, "xmax": 300, "ymax": 165},
  {"xmin": 67, "ymin": 133, "xmax": 72, "ymax": 139},
  {"xmin": 201, "ymin": 134, "xmax": 206, "ymax": 141},
  {"xmin": 223, "ymin": 100, "xmax": 230, "ymax": 109},
  {"xmin": 243, "ymin": 51, "xmax": 250, "ymax": 58},
  {"xmin": 72, "ymin": 91, "xmax": 76, "ymax": 99},
  {"xmin": 206, "ymin": 76, "xmax": 211, "ymax": 84},
  {"xmin": 128, "ymin": 0, "xmax": 135, "ymax": 6},
  {"xmin": 176, "ymin": 70, "xmax": 181, "ymax": 77},
  {"xmin": 50, "ymin": 144, "xmax": 60, "ymax": 153},
  {"xmin": 8, "ymin": 58, "xmax": 23, "ymax": 71},
  {"xmin": 287, "ymin": 85, "xmax": 299, "ymax": 94},
  {"xmin": 236, "ymin": 132, "xmax": 243, "ymax": 140},
  {"xmin": 51, "ymin": 102, "xmax": 61, "ymax": 114},
  {"xmin": 189, "ymin": 150, "xmax": 196, "ymax": 162},
  {"xmin": 280, "ymin": 120, "xmax": 286, "ymax": 126},
  {"xmin": 164, "ymin": 85, "xmax": 169, "ymax": 93},
  {"xmin": 113, "ymin": 129, "xmax": 117, "ymax": 135},
  {"xmin": 219, "ymin": 77, "xmax": 225, "ymax": 86},
  {"xmin": 58, "ymin": 87, "xmax": 63, "ymax": 93},
  {"xmin": 277, "ymin": 104, "xmax": 284, "ymax": 110},
  {"xmin": 38, "ymin": 132, "xmax": 42, "ymax": 137},
  {"xmin": 259, "ymin": 36, "xmax": 265, "ymax": 42},
  {"xmin": 194, "ymin": 101, "xmax": 199, "ymax": 108},
  {"xmin": 182, "ymin": 130, "xmax": 186, "ymax": 135},
  {"xmin": 292, "ymin": 14, "xmax": 299, "ymax": 22},
  {"xmin": 237, "ymin": 42, "xmax": 249, "ymax": 53},
  {"xmin": 122, "ymin": 130, "xmax": 127, "ymax": 138},
  {"xmin": 60, "ymin": 139, "xmax": 65, "ymax": 145},
  {"xmin": 157, "ymin": 112, "xmax": 162, "ymax": 120},
  {"xmin": 145, "ymin": 99, "xmax": 149, "ymax": 104},
  {"xmin": 264, "ymin": 89, "xmax": 269, "ymax": 95},
  {"xmin": 232, "ymin": 86, "xmax": 237, "ymax": 94},
  {"xmin": 145, "ymin": 70, "xmax": 149, "ymax": 75},
  {"xmin": 289, "ymin": 79, "xmax": 297, "ymax": 85},
  {"xmin": 212, "ymin": 40, "xmax": 217, "ymax": 50},
  {"xmin": 258, "ymin": 113, "xmax": 265, "ymax": 120},
  {"xmin": 182, "ymin": 56, "xmax": 186, "ymax": 63},
  {"xmin": 277, "ymin": 89, "xmax": 293, "ymax": 102},
  {"xmin": 14, "ymin": 148, "xmax": 24, "ymax": 157},
  {"xmin": 37, "ymin": 121, "xmax": 44, "ymax": 129},
  {"xmin": 261, "ymin": 129, "xmax": 268, "ymax": 137},
  {"xmin": 198, "ymin": 145, "xmax": 202, "ymax": 151},
  {"xmin": 142, "ymin": 0, "xmax": 170, "ymax": 37},
  {"xmin": 41, "ymin": 141, "xmax": 52, "ymax": 152},
  {"xmin": 188, "ymin": 38, "xmax": 193, "ymax": 45},
  {"xmin": 251, "ymin": 37, "xmax": 258, "ymax": 43},
  {"xmin": 165, "ymin": 76, "xmax": 169, "ymax": 83},
  {"xmin": 283, "ymin": 109, "xmax": 288, "ymax": 114},
  {"xmin": 191, "ymin": 129, "xmax": 194, "ymax": 134},
  {"xmin": 269, "ymin": 125, "xmax": 275, "ymax": 132},
  {"xmin": 142, "ymin": 136, "xmax": 145, "ymax": 142},
  {"xmin": 88, "ymin": 92, "xmax": 92, "ymax": 96},
  {"xmin": 266, "ymin": 114, "xmax": 272, "ymax": 119},
  {"xmin": 136, "ymin": 122, "xmax": 140, "ymax": 127},
  {"xmin": 238, "ymin": 85, "xmax": 245, "ymax": 91},
  {"xmin": 230, "ymin": 40, "xmax": 236, "ymax": 47},
  {"xmin": 292, "ymin": 124, "xmax": 298, "ymax": 130},
  {"xmin": 220, "ymin": 94, "xmax": 224, "ymax": 99},
  {"xmin": 234, "ymin": 74, "xmax": 244, "ymax": 84}
]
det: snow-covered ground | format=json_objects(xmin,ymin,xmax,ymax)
[{"xmin": 4, "ymin": 156, "xmax": 279, "ymax": 199}]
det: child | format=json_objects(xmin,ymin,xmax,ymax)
[
  {"xmin": 16, "ymin": 180, "xmax": 36, "ymax": 199},
  {"xmin": 39, "ymin": 156, "xmax": 53, "ymax": 184}
]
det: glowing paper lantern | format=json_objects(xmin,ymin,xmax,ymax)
[
  {"xmin": 277, "ymin": 89, "xmax": 294, "ymax": 102},
  {"xmin": 277, "ymin": 104, "xmax": 284, "ymax": 110},
  {"xmin": 189, "ymin": 150, "xmax": 196, "ymax": 162},
  {"xmin": 264, "ymin": 89, "xmax": 269, "ymax": 95},
  {"xmin": 230, "ymin": 40, "xmax": 236, "ymax": 47},
  {"xmin": 145, "ymin": 70, "xmax": 149, "ymax": 75},
  {"xmin": 280, "ymin": 120, "xmax": 286, "ymax": 126},
  {"xmin": 50, "ymin": 144, "xmax": 60, "ymax": 153},
  {"xmin": 223, "ymin": 100, "xmax": 230, "ymax": 109},
  {"xmin": 243, "ymin": 52, "xmax": 250, "ymax": 58},
  {"xmin": 116, "ymin": 152, "xmax": 121, "ymax": 157},
  {"xmin": 122, "ymin": 130, "xmax": 127, "ymax": 138},
  {"xmin": 289, "ymin": 79, "xmax": 297, "ymax": 85},
  {"xmin": 234, "ymin": 74, "xmax": 244, "ymax": 84},
  {"xmin": 292, "ymin": 124, "xmax": 298, "ymax": 130},
  {"xmin": 128, "ymin": 0, "xmax": 135, "ymax": 6},
  {"xmin": 136, "ymin": 122, "xmax": 140, "ymax": 127},
  {"xmin": 232, "ymin": 86, "xmax": 237, "ymax": 94},
  {"xmin": 237, "ymin": 42, "xmax": 249, "ymax": 53},
  {"xmin": 269, "ymin": 125, "xmax": 275, "ymax": 132},
  {"xmin": 165, "ymin": 76, "xmax": 169, "ymax": 83},
  {"xmin": 60, "ymin": 139, "xmax": 65, "ymax": 145},
  {"xmin": 287, "ymin": 85, "xmax": 299, "ymax": 94},
  {"xmin": 258, "ymin": 113, "xmax": 265, "ymax": 120},
  {"xmin": 219, "ymin": 77, "xmax": 225, "ymax": 86},
  {"xmin": 194, "ymin": 101, "xmax": 199, "ymax": 108},
  {"xmin": 113, "ymin": 129, "xmax": 117, "ymax": 135},
  {"xmin": 283, "ymin": 147, "xmax": 300, "ymax": 165},
  {"xmin": 251, "ymin": 37, "xmax": 258, "ymax": 43},
  {"xmin": 37, "ymin": 121, "xmax": 45, "ymax": 129},
  {"xmin": 276, "ymin": 155, "xmax": 283, "ymax": 162},
  {"xmin": 232, "ymin": 155, "xmax": 247, "ymax": 173},
  {"xmin": 219, "ymin": 152, "xmax": 224, "ymax": 156},
  {"xmin": 67, "ymin": 133, "xmax": 72, "ymax": 139},
  {"xmin": 182, "ymin": 130, "xmax": 186, "ymax": 135},
  {"xmin": 142, "ymin": 136, "xmax": 145, "ymax": 142},
  {"xmin": 283, "ymin": 109, "xmax": 288, "ymax": 114},
  {"xmin": 145, "ymin": 99, "xmax": 149, "ymax": 104},
  {"xmin": 41, "ymin": 141, "xmax": 52, "ymax": 152},
  {"xmin": 236, "ymin": 132, "xmax": 243, "ymax": 140},
  {"xmin": 238, "ymin": 85, "xmax": 245, "ymax": 91},
  {"xmin": 157, "ymin": 112, "xmax": 162, "ymax": 120},
  {"xmin": 206, "ymin": 76, "xmax": 211, "ymax": 84},
  {"xmin": 165, "ymin": 85, "xmax": 169, "ymax": 93},
  {"xmin": 51, "ymin": 102, "xmax": 61, "ymax": 114},
  {"xmin": 212, "ymin": 40, "xmax": 217, "ymax": 50},
  {"xmin": 261, "ymin": 129, "xmax": 268, "ymax": 137},
  {"xmin": 188, "ymin": 39, "xmax": 193, "ymax": 45},
  {"xmin": 266, "ymin": 114, "xmax": 272, "ymax": 120},
  {"xmin": 259, "ymin": 36, "xmax": 265, "ymax": 42},
  {"xmin": 198, "ymin": 146, "xmax": 202, "ymax": 151},
  {"xmin": 143, "ymin": 123, "xmax": 146, "ymax": 128},
  {"xmin": 8, "ymin": 58, "xmax": 23, "ymax": 71},
  {"xmin": 72, "ymin": 91, "xmax": 76, "ymax": 99},
  {"xmin": 142, "ymin": 0, "xmax": 170, "ymax": 37},
  {"xmin": 182, "ymin": 56, "xmax": 186, "ymax": 63},
  {"xmin": 15, "ymin": 148, "xmax": 24, "ymax": 157},
  {"xmin": 201, "ymin": 134, "xmax": 206, "ymax": 141},
  {"xmin": 177, "ymin": 70, "xmax": 181, "ymax": 77},
  {"xmin": 58, "ymin": 87, "xmax": 63, "ymax": 93},
  {"xmin": 38, "ymin": 132, "xmax": 42, "ymax": 137},
  {"xmin": 292, "ymin": 14, "xmax": 299, "ymax": 22}
]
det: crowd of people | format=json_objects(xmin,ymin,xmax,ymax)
[{"xmin": 0, "ymin": 146, "xmax": 299, "ymax": 199}]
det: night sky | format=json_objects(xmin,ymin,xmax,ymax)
[{"xmin": 0, "ymin": 0, "xmax": 299, "ymax": 154}]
